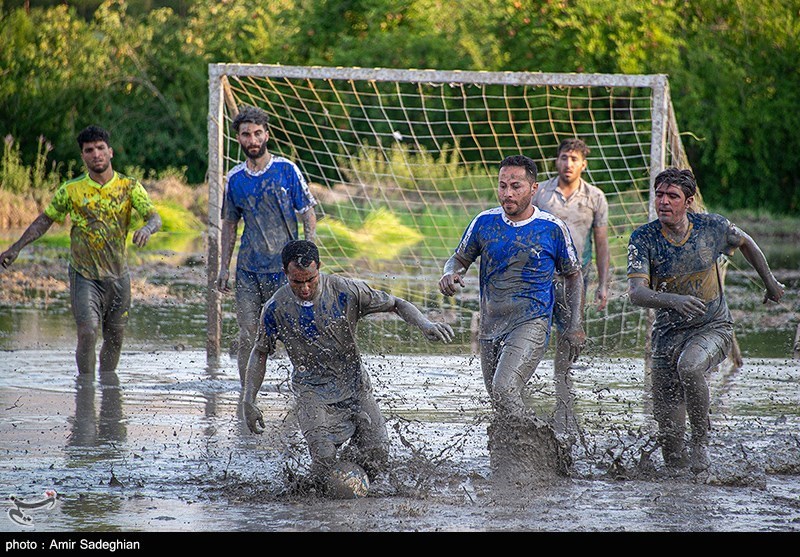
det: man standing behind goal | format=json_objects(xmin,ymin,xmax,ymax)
[
  {"xmin": 532, "ymin": 138, "xmax": 610, "ymax": 434},
  {"xmin": 216, "ymin": 106, "xmax": 318, "ymax": 385},
  {"xmin": 439, "ymin": 155, "xmax": 586, "ymax": 420},
  {"xmin": 627, "ymin": 168, "xmax": 784, "ymax": 473}
]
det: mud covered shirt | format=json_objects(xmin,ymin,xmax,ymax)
[
  {"xmin": 44, "ymin": 172, "xmax": 155, "ymax": 280},
  {"xmin": 532, "ymin": 177, "xmax": 608, "ymax": 269},
  {"xmin": 222, "ymin": 157, "xmax": 316, "ymax": 274},
  {"xmin": 255, "ymin": 273, "xmax": 395, "ymax": 404},
  {"xmin": 455, "ymin": 206, "xmax": 580, "ymax": 340},
  {"xmin": 627, "ymin": 212, "xmax": 738, "ymax": 336}
]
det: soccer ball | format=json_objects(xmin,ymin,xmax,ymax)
[{"xmin": 325, "ymin": 461, "xmax": 370, "ymax": 499}]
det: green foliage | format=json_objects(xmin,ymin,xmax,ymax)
[
  {"xmin": 1, "ymin": 0, "xmax": 798, "ymax": 213},
  {"xmin": 343, "ymin": 141, "xmax": 492, "ymax": 201},
  {"xmin": 317, "ymin": 207, "xmax": 423, "ymax": 262},
  {"xmin": 1, "ymin": 135, "xmax": 67, "ymax": 205},
  {"xmin": 130, "ymin": 200, "xmax": 203, "ymax": 233}
]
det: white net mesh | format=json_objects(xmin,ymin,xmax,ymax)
[{"xmin": 209, "ymin": 66, "xmax": 688, "ymax": 356}]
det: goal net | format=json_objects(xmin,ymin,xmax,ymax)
[{"xmin": 206, "ymin": 65, "xmax": 688, "ymax": 362}]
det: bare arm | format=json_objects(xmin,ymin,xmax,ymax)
[
  {"xmin": 562, "ymin": 269, "xmax": 587, "ymax": 361},
  {"xmin": 735, "ymin": 229, "xmax": 785, "ymax": 303},
  {"xmin": 132, "ymin": 212, "xmax": 162, "ymax": 247},
  {"xmin": 438, "ymin": 253, "xmax": 471, "ymax": 296},
  {"xmin": 242, "ymin": 345, "xmax": 269, "ymax": 434},
  {"xmin": 627, "ymin": 276, "xmax": 706, "ymax": 318},
  {"xmin": 217, "ymin": 219, "xmax": 239, "ymax": 292},
  {"xmin": 593, "ymin": 225, "xmax": 610, "ymax": 310},
  {"xmin": 301, "ymin": 206, "xmax": 317, "ymax": 243},
  {"xmin": 0, "ymin": 213, "xmax": 55, "ymax": 269},
  {"xmin": 392, "ymin": 297, "xmax": 454, "ymax": 343}
]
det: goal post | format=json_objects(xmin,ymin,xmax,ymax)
[{"xmin": 206, "ymin": 64, "xmax": 688, "ymax": 364}]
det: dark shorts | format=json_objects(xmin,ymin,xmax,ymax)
[
  {"xmin": 69, "ymin": 266, "xmax": 131, "ymax": 329},
  {"xmin": 235, "ymin": 268, "xmax": 286, "ymax": 330},
  {"xmin": 651, "ymin": 322, "xmax": 733, "ymax": 376},
  {"xmin": 296, "ymin": 387, "xmax": 389, "ymax": 462}
]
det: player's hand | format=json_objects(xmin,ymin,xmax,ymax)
[
  {"xmin": 216, "ymin": 269, "xmax": 230, "ymax": 293},
  {"xmin": 595, "ymin": 284, "xmax": 608, "ymax": 311},
  {"xmin": 132, "ymin": 227, "xmax": 152, "ymax": 247},
  {"xmin": 0, "ymin": 248, "xmax": 19, "ymax": 270},
  {"xmin": 564, "ymin": 326, "xmax": 586, "ymax": 363},
  {"xmin": 764, "ymin": 279, "xmax": 785, "ymax": 304},
  {"xmin": 674, "ymin": 295, "xmax": 706, "ymax": 319},
  {"xmin": 438, "ymin": 273, "xmax": 465, "ymax": 297},
  {"xmin": 421, "ymin": 321, "xmax": 455, "ymax": 343},
  {"xmin": 244, "ymin": 400, "xmax": 265, "ymax": 434}
]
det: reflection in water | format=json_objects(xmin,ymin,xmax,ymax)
[{"xmin": 67, "ymin": 373, "xmax": 127, "ymax": 449}]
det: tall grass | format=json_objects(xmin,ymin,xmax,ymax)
[
  {"xmin": 341, "ymin": 141, "xmax": 494, "ymax": 202},
  {"xmin": 1, "ymin": 135, "xmax": 72, "ymax": 209}
]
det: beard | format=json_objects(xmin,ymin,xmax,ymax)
[
  {"xmin": 244, "ymin": 141, "xmax": 268, "ymax": 160},
  {"xmin": 87, "ymin": 160, "xmax": 111, "ymax": 174}
]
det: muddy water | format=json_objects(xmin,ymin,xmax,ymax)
[{"xmin": 1, "ymin": 348, "xmax": 799, "ymax": 532}]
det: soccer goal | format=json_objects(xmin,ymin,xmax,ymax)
[{"xmin": 206, "ymin": 64, "xmax": 689, "ymax": 363}]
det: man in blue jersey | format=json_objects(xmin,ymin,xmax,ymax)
[
  {"xmin": 217, "ymin": 106, "xmax": 318, "ymax": 385},
  {"xmin": 628, "ymin": 168, "xmax": 784, "ymax": 473},
  {"xmin": 439, "ymin": 155, "xmax": 586, "ymax": 419},
  {"xmin": 244, "ymin": 240, "xmax": 454, "ymax": 484}
]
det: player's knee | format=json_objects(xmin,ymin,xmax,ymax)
[
  {"xmin": 238, "ymin": 325, "xmax": 258, "ymax": 345},
  {"xmin": 676, "ymin": 356, "xmax": 708, "ymax": 386},
  {"xmin": 76, "ymin": 323, "xmax": 99, "ymax": 345},
  {"xmin": 102, "ymin": 323, "xmax": 125, "ymax": 344}
]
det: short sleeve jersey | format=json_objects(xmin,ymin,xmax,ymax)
[
  {"xmin": 222, "ymin": 156, "xmax": 317, "ymax": 274},
  {"xmin": 44, "ymin": 172, "xmax": 155, "ymax": 280},
  {"xmin": 627, "ymin": 212, "xmax": 738, "ymax": 336},
  {"xmin": 532, "ymin": 177, "xmax": 608, "ymax": 268},
  {"xmin": 255, "ymin": 273, "xmax": 395, "ymax": 404},
  {"xmin": 455, "ymin": 206, "xmax": 581, "ymax": 340}
]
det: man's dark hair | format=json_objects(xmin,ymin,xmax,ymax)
[
  {"xmin": 282, "ymin": 240, "xmax": 320, "ymax": 270},
  {"xmin": 232, "ymin": 105, "xmax": 270, "ymax": 133},
  {"xmin": 654, "ymin": 167, "xmax": 697, "ymax": 198},
  {"xmin": 556, "ymin": 138, "xmax": 590, "ymax": 159},
  {"xmin": 76, "ymin": 125, "xmax": 110, "ymax": 149},
  {"xmin": 499, "ymin": 155, "xmax": 538, "ymax": 183}
]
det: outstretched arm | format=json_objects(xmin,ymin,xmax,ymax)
[
  {"xmin": 563, "ymin": 269, "xmax": 587, "ymax": 362},
  {"xmin": 0, "ymin": 213, "xmax": 55, "ymax": 269},
  {"xmin": 628, "ymin": 276, "xmax": 707, "ymax": 318},
  {"xmin": 242, "ymin": 345, "xmax": 269, "ymax": 434},
  {"xmin": 438, "ymin": 253, "xmax": 471, "ymax": 296},
  {"xmin": 217, "ymin": 219, "xmax": 239, "ymax": 292},
  {"xmin": 132, "ymin": 212, "xmax": 162, "ymax": 247},
  {"xmin": 393, "ymin": 297, "xmax": 454, "ymax": 343},
  {"xmin": 735, "ymin": 229, "xmax": 785, "ymax": 304}
]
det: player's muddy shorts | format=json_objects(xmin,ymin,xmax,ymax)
[
  {"xmin": 69, "ymin": 266, "xmax": 131, "ymax": 329},
  {"xmin": 296, "ymin": 387, "xmax": 389, "ymax": 469},
  {"xmin": 235, "ymin": 269, "xmax": 286, "ymax": 330},
  {"xmin": 651, "ymin": 321, "xmax": 733, "ymax": 397},
  {"xmin": 480, "ymin": 317, "xmax": 550, "ymax": 416}
]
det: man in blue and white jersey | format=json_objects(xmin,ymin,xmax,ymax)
[
  {"xmin": 439, "ymin": 155, "xmax": 585, "ymax": 419},
  {"xmin": 216, "ymin": 105, "xmax": 318, "ymax": 385},
  {"xmin": 628, "ymin": 168, "xmax": 784, "ymax": 473}
]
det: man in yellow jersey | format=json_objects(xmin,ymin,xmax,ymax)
[{"xmin": 0, "ymin": 125, "xmax": 161, "ymax": 377}]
